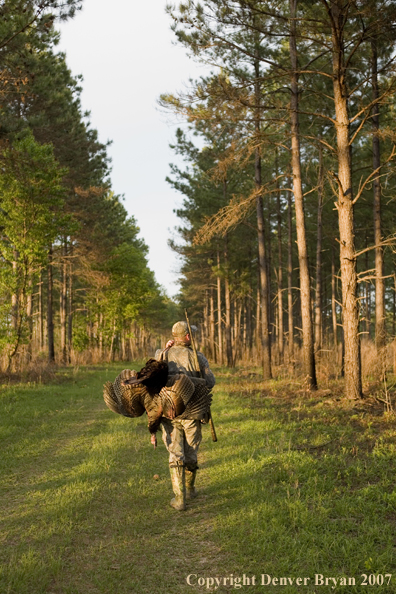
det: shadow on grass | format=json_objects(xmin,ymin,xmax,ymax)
[{"xmin": 2, "ymin": 366, "xmax": 396, "ymax": 593}]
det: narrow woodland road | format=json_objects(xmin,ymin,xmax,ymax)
[
  {"xmin": 2, "ymin": 365, "xmax": 396, "ymax": 594},
  {"xmin": 0, "ymin": 365, "xmax": 231, "ymax": 594}
]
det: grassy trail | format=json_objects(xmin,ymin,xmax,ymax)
[{"xmin": 1, "ymin": 364, "xmax": 396, "ymax": 593}]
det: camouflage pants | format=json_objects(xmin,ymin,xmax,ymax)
[{"xmin": 160, "ymin": 418, "xmax": 202, "ymax": 471}]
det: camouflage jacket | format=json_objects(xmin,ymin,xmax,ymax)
[{"xmin": 154, "ymin": 344, "xmax": 216, "ymax": 389}]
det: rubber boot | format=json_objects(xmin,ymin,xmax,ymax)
[
  {"xmin": 185, "ymin": 468, "xmax": 198, "ymax": 499},
  {"xmin": 169, "ymin": 466, "xmax": 186, "ymax": 511}
]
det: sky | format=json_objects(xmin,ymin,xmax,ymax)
[{"xmin": 57, "ymin": 0, "xmax": 209, "ymax": 298}]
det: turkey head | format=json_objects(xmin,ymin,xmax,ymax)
[{"xmin": 122, "ymin": 358, "xmax": 168, "ymax": 396}]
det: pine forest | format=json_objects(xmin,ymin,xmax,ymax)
[
  {"xmin": 0, "ymin": 0, "xmax": 178, "ymax": 375},
  {"xmin": 1, "ymin": 0, "xmax": 396, "ymax": 401},
  {"xmin": 162, "ymin": 0, "xmax": 396, "ymax": 399}
]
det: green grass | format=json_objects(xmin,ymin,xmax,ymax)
[{"xmin": 1, "ymin": 364, "xmax": 396, "ymax": 593}]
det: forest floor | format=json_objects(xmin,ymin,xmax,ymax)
[{"xmin": 1, "ymin": 363, "xmax": 396, "ymax": 594}]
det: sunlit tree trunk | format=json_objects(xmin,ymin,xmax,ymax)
[
  {"xmin": 209, "ymin": 287, "xmax": 216, "ymax": 361},
  {"xmin": 216, "ymin": 250, "xmax": 224, "ymax": 364},
  {"xmin": 255, "ymin": 285, "xmax": 261, "ymax": 362},
  {"xmin": 38, "ymin": 270, "xmax": 44, "ymax": 350},
  {"xmin": 67, "ymin": 245, "xmax": 73, "ymax": 363},
  {"xmin": 314, "ymin": 144, "xmax": 324, "ymax": 353},
  {"xmin": 276, "ymin": 153, "xmax": 284, "ymax": 363},
  {"xmin": 329, "ymin": 0, "xmax": 362, "ymax": 398},
  {"xmin": 47, "ymin": 247, "xmax": 55, "ymax": 363},
  {"xmin": 26, "ymin": 277, "xmax": 33, "ymax": 362},
  {"xmin": 60, "ymin": 241, "xmax": 68, "ymax": 364},
  {"xmin": 255, "ymin": 59, "xmax": 271, "ymax": 379},
  {"xmin": 365, "ymin": 235, "xmax": 371, "ymax": 340},
  {"xmin": 289, "ymin": 0, "xmax": 316, "ymax": 387},
  {"xmin": 223, "ymin": 186, "xmax": 233, "ymax": 367},
  {"xmin": 372, "ymin": 38, "xmax": 385, "ymax": 350},
  {"xmin": 11, "ymin": 252, "xmax": 19, "ymax": 332},
  {"xmin": 287, "ymin": 184, "xmax": 294, "ymax": 364},
  {"xmin": 332, "ymin": 245, "xmax": 338, "ymax": 352}
]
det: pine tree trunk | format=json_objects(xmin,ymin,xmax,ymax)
[
  {"xmin": 203, "ymin": 289, "xmax": 209, "ymax": 354},
  {"xmin": 254, "ymin": 55, "xmax": 272, "ymax": 379},
  {"xmin": 216, "ymin": 250, "xmax": 224, "ymax": 364},
  {"xmin": 121, "ymin": 328, "xmax": 126, "ymax": 361},
  {"xmin": 372, "ymin": 38, "xmax": 386, "ymax": 350},
  {"xmin": 287, "ymin": 183, "xmax": 294, "ymax": 366},
  {"xmin": 365, "ymin": 235, "xmax": 371, "ymax": 340},
  {"xmin": 247, "ymin": 291, "xmax": 252, "ymax": 356},
  {"xmin": 26, "ymin": 277, "xmax": 33, "ymax": 362},
  {"xmin": 329, "ymin": 0, "xmax": 362, "ymax": 398},
  {"xmin": 332, "ymin": 245, "xmax": 338, "ymax": 352},
  {"xmin": 289, "ymin": 0, "xmax": 316, "ymax": 387},
  {"xmin": 209, "ymin": 288, "xmax": 216, "ymax": 361},
  {"xmin": 233, "ymin": 299, "xmax": 242, "ymax": 366},
  {"xmin": 60, "ymin": 242, "xmax": 68, "ymax": 364},
  {"xmin": 129, "ymin": 322, "xmax": 135, "ymax": 360},
  {"xmin": 314, "ymin": 144, "xmax": 324, "ymax": 353},
  {"xmin": 255, "ymin": 284, "xmax": 261, "ymax": 363},
  {"xmin": 67, "ymin": 247, "xmax": 73, "ymax": 363},
  {"xmin": 108, "ymin": 319, "xmax": 116, "ymax": 362},
  {"xmin": 99, "ymin": 312, "xmax": 104, "ymax": 359},
  {"xmin": 276, "ymin": 160, "xmax": 284, "ymax": 364},
  {"xmin": 47, "ymin": 248, "xmax": 55, "ymax": 363},
  {"xmin": 224, "ymin": 237, "xmax": 233, "ymax": 367},
  {"xmin": 11, "ymin": 253, "xmax": 18, "ymax": 332},
  {"xmin": 38, "ymin": 270, "xmax": 44, "ymax": 350}
]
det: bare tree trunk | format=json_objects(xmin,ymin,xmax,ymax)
[
  {"xmin": 209, "ymin": 287, "xmax": 216, "ymax": 361},
  {"xmin": 266, "ymin": 195, "xmax": 273, "ymax": 349},
  {"xmin": 289, "ymin": 0, "xmax": 316, "ymax": 387},
  {"xmin": 131, "ymin": 322, "xmax": 136, "ymax": 361},
  {"xmin": 108, "ymin": 319, "xmax": 116, "ymax": 362},
  {"xmin": 205, "ymin": 291, "xmax": 210, "ymax": 353},
  {"xmin": 26, "ymin": 277, "xmax": 33, "ymax": 362},
  {"xmin": 224, "ymin": 235, "xmax": 233, "ymax": 367},
  {"xmin": 247, "ymin": 291, "xmax": 252, "ymax": 356},
  {"xmin": 99, "ymin": 312, "xmax": 104, "ymax": 360},
  {"xmin": 38, "ymin": 270, "xmax": 44, "ymax": 350},
  {"xmin": 328, "ymin": 0, "xmax": 362, "ymax": 398},
  {"xmin": 11, "ymin": 253, "xmax": 19, "ymax": 332},
  {"xmin": 60, "ymin": 241, "xmax": 68, "ymax": 364},
  {"xmin": 121, "ymin": 327, "xmax": 126, "ymax": 361},
  {"xmin": 67, "ymin": 247, "xmax": 73, "ymax": 363},
  {"xmin": 287, "ymin": 184, "xmax": 294, "ymax": 364},
  {"xmin": 233, "ymin": 299, "xmax": 242, "ymax": 366},
  {"xmin": 372, "ymin": 38, "xmax": 386, "ymax": 350},
  {"xmin": 47, "ymin": 247, "xmax": 55, "ymax": 363},
  {"xmin": 332, "ymin": 245, "xmax": 338, "ymax": 352},
  {"xmin": 255, "ymin": 74, "xmax": 271, "ymax": 378},
  {"xmin": 216, "ymin": 250, "xmax": 224, "ymax": 365},
  {"xmin": 242, "ymin": 299, "xmax": 247, "ymax": 359},
  {"xmin": 314, "ymin": 144, "xmax": 324, "ymax": 353},
  {"xmin": 276, "ymin": 153, "xmax": 284, "ymax": 364},
  {"xmin": 255, "ymin": 284, "xmax": 261, "ymax": 362},
  {"xmin": 252, "ymin": 45, "xmax": 272, "ymax": 378},
  {"xmin": 365, "ymin": 234, "xmax": 371, "ymax": 340}
]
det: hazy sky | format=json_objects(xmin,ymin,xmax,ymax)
[{"xmin": 57, "ymin": 0, "xmax": 209, "ymax": 297}]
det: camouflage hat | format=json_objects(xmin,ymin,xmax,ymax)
[{"xmin": 172, "ymin": 321, "xmax": 189, "ymax": 337}]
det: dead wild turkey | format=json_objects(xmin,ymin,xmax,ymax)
[
  {"xmin": 103, "ymin": 359, "xmax": 212, "ymax": 435},
  {"xmin": 122, "ymin": 358, "xmax": 168, "ymax": 395}
]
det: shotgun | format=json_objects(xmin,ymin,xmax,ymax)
[{"xmin": 185, "ymin": 309, "xmax": 217, "ymax": 442}]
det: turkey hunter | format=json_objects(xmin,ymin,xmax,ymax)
[{"xmin": 154, "ymin": 321, "xmax": 216, "ymax": 511}]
